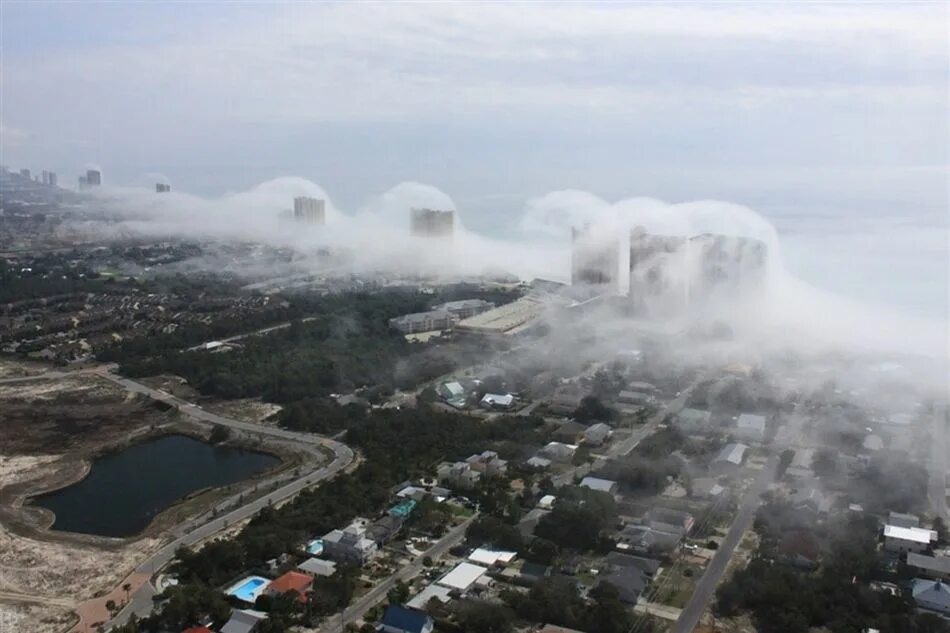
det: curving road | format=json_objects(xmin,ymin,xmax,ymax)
[{"xmin": 1, "ymin": 366, "xmax": 355, "ymax": 631}]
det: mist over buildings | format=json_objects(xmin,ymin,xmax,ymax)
[{"xmin": 71, "ymin": 177, "xmax": 948, "ymax": 387}]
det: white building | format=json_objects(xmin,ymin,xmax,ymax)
[
  {"xmin": 436, "ymin": 562, "xmax": 489, "ymax": 592},
  {"xmin": 736, "ymin": 413, "xmax": 766, "ymax": 440},
  {"xmin": 580, "ymin": 476, "xmax": 618, "ymax": 494},
  {"xmin": 480, "ymin": 393, "xmax": 515, "ymax": 409},
  {"xmin": 322, "ymin": 521, "xmax": 379, "ymax": 564},
  {"xmin": 883, "ymin": 524, "xmax": 937, "ymax": 554},
  {"xmin": 294, "ymin": 196, "xmax": 326, "ymax": 223}
]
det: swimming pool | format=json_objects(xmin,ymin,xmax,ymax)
[
  {"xmin": 305, "ymin": 539, "xmax": 324, "ymax": 555},
  {"xmin": 226, "ymin": 575, "xmax": 269, "ymax": 603}
]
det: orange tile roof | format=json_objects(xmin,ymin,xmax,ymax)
[
  {"xmin": 182, "ymin": 627, "xmax": 212, "ymax": 633},
  {"xmin": 268, "ymin": 571, "xmax": 313, "ymax": 595}
]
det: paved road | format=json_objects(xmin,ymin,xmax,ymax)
[
  {"xmin": 322, "ymin": 515, "xmax": 476, "ymax": 632},
  {"xmin": 185, "ymin": 316, "xmax": 321, "ymax": 351},
  {"xmin": 71, "ymin": 369, "xmax": 356, "ymax": 630},
  {"xmin": 671, "ymin": 453, "xmax": 779, "ymax": 633},
  {"xmin": 608, "ymin": 373, "xmax": 710, "ymax": 459},
  {"xmin": 929, "ymin": 404, "xmax": 948, "ymax": 521}
]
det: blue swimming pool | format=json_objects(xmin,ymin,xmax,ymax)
[
  {"xmin": 226, "ymin": 575, "xmax": 269, "ymax": 603},
  {"xmin": 305, "ymin": 539, "xmax": 324, "ymax": 555}
]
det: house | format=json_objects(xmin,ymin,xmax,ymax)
[
  {"xmin": 605, "ymin": 552, "xmax": 662, "ymax": 576},
  {"xmin": 553, "ymin": 421, "xmax": 588, "ymax": 444},
  {"xmin": 406, "ymin": 583, "xmax": 453, "ymax": 610},
  {"xmin": 713, "ymin": 443, "xmax": 748, "ymax": 472},
  {"xmin": 582, "ymin": 422, "xmax": 613, "ymax": 446},
  {"xmin": 518, "ymin": 508, "xmax": 550, "ymax": 538},
  {"xmin": 883, "ymin": 525, "xmax": 937, "ymax": 554},
  {"xmin": 481, "ymin": 393, "xmax": 515, "ymax": 409},
  {"xmin": 518, "ymin": 562, "xmax": 553, "ymax": 584},
  {"xmin": 912, "ymin": 579, "xmax": 950, "ymax": 615},
  {"xmin": 776, "ymin": 530, "xmax": 820, "ymax": 570},
  {"xmin": 540, "ymin": 442, "xmax": 578, "ymax": 462},
  {"xmin": 380, "ymin": 605, "xmax": 435, "ymax": 633},
  {"xmin": 617, "ymin": 390, "xmax": 653, "ymax": 406},
  {"xmin": 888, "ymin": 512, "xmax": 921, "ymax": 529},
  {"xmin": 647, "ymin": 508, "xmax": 695, "ymax": 533},
  {"xmin": 221, "ymin": 610, "xmax": 267, "ymax": 633},
  {"xmin": 182, "ymin": 628, "xmax": 212, "ymax": 633},
  {"xmin": 537, "ymin": 494, "xmax": 556, "ymax": 510},
  {"xmin": 790, "ymin": 485, "xmax": 830, "ymax": 514},
  {"xmin": 468, "ymin": 548, "xmax": 518, "ymax": 567},
  {"xmin": 465, "ymin": 451, "xmax": 508, "ymax": 476},
  {"xmin": 437, "ymin": 381, "xmax": 467, "ymax": 408},
  {"xmin": 785, "ymin": 448, "xmax": 814, "ymax": 479},
  {"xmin": 266, "ymin": 571, "xmax": 312, "ymax": 602},
  {"xmin": 907, "ymin": 553, "xmax": 950, "ymax": 581},
  {"xmin": 580, "ymin": 476, "xmax": 618, "ymax": 495},
  {"xmin": 596, "ymin": 566, "xmax": 647, "ymax": 604},
  {"xmin": 526, "ymin": 456, "xmax": 552, "ymax": 469},
  {"xmin": 736, "ymin": 414, "xmax": 766, "ymax": 441},
  {"xmin": 297, "ymin": 557, "xmax": 337, "ymax": 577},
  {"xmin": 436, "ymin": 562, "xmax": 489, "ymax": 592},
  {"xmin": 690, "ymin": 477, "xmax": 725, "ymax": 499},
  {"xmin": 675, "ymin": 408, "xmax": 711, "ymax": 434},
  {"xmin": 618, "ymin": 524, "xmax": 682, "ymax": 553},
  {"xmin": 437, "ymin": 461, "xmax": 482, "ymax": 488},
  {"xmin": 322, "ymin": 521, "xmax": 379, "ymax": 564}
]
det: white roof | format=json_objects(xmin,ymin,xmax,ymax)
[
  {"xmin": 442, "ymin": 381, "xmax": 464, "ymax": 396},
  {"xmin": 406, "ymin": 583, "xmax": 453, "ymax": 609},
  {"xmin": 538, "ymin": 494, "xmax": 556, "ymax": 509},
  {"xmin": 297, "ymin": 558, "xmax": 337, "ymax": 576},
  {"xmin": 580, "ymin": 476, "xmax": 617, "ymax": 492},
  {"xmin": 468, "ymin": 548, "xmax": 517, "ymax": 566},
  {"xmin": 436, "ymin": 562, "xmax": 489, "ymax": 590},
  {"xmin": 884, "ymin": 524, "xmax": 936, "ymax": 544},
  {"xmin": 481, "ymin": 393, "xmax": 514, "ymax": 407},
  {"xmin": 737, "ymin": 413, "xmax": 766, "ymax": 431}
]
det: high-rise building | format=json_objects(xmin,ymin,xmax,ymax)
[
  {"xmin": 78, "ymin": 176, "xmax": 88, "ymax": 190},
  {"xmin": 294, "ymin": 196, "xmax": 326, "ymax": 223},
  {"xmin": 47, "ymin": 172, "xmax": 57, "ymax": 187},
  {"xmin": 19, "ymin": 169, "xmax": 31, "ymax": 180},
  {"xmin": 86, "ymin": 169, "xmax": 102, "ymax": 186},
  {"xmin": 571, "ymin": 225, "xmax": 621, "ymax": 293},
  {"xmin": 156, "ymin": 183, "xmax": 171, "ymax": 193},
  {"xmin": 628, "ymin": 226, "xmax": 767, "ymax": 318},
  {"xmin": 410, "ymin": 208, "xmax": 454, "ymax": 238}
]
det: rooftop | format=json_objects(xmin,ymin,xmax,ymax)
[
  {"xmin": 436, "ymin": 562, "xmax": 489, "ymax": 590},
  {"xmin": 884, "ymin": 524, "xmax": 936, "ymax": 544},
  {"xmin": 268, "ymin": 571, "xmax": 312, "ymax": 595},
  {"xmin": 580, "ymin": 476, "xmax": 617, "ymax": 493},
  {"xmin": 381, "ymin": 605, "xmax": 432, "ymax": 633}
]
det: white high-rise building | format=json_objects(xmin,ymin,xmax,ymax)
[{"xmin": 294, "ymin": 196, "xmax": 326, "ymax": 223}]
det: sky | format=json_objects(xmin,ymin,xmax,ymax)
[{"xmin": 2, "ymin": 2, "xmax": 948, "ymax": 318}]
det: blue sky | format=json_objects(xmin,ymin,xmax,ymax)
[{"xmin": 2, "ymin": 2, "xmax": 947, "ymax": 316}]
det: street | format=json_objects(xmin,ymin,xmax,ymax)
[
  {"xmin": 321, "ymin": 515, "xmax": 476, "ymax": 632},
  {"xmin": 671, "ymin": 452, "xmax": 779, "ymax": 633}
]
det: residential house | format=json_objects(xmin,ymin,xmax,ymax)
[
  {"xmin": 481, "ymin": 393, "xmax": 515, "ymax": 409},
  {"xmin": 322, "ymin": 521, "xmax": 379, "ymax": 564},
  {"xmin": 380, "ymin": 605, "xmax": 435, "ymax": 633},
  {"xmin": 526, "ymin": 456, "xmax": 552, "ymax": 470},
  {"xmin": 647, "ymin": 508, "xmax": 694, "ymax": 533},
  {"xmin": 540, "ymin": 442, "xmax": 578, "ymax": 462},
  {"xmin": 736, "ymin": 414, "xmax": 766, "ymax": 441},
  {"xmin": 501, "ymin": 561, "xmax": 552, "ymax": 586},
  {"xmin": 596, "ymin": 566, "xmax": 647, "ymax": 604},
  {"xmin": 437, "ymin": 381, "xmax": 467, "ymax": 408},
  {"xmin": 618, "ymin": 523, "xmax": 682, "ymax": 553},
  {"xmin": 518, "ymin": 508, "xmax": 550, "ymax": 539},
  {"xmin": 297, "ymin": 558, "xmax": 337, "ymax": 577},
  {"xmin": 436, "ymin": 562, "xmax": 490, "ymax": 592},
  {"xmin": 604, "ymin": 552, "xmax": 661, "ymax": 576},
  {"xmin": 553, "ymin": 421, "xmax": 588, "ymax": 444},
  {"xmin": 912, "ymin": 579, "xmax": 950, "ymax": 616},
  {"xmin": 465, "ymin": 451, "xmax": 509, "ymax": 476},
  {"xmin": 785, "ymin": 448, "xmax": 814, "ymax": 479},
  {"xmin": 675, "ymin": 408, "xmax": 711, "ymax": 434},
  {"xmin": 437, "ymin": 461, "xmax": 482, "ymax": 488},
  {"xmin": 907, "ymin": 553, "xmax": 950, "ymax": 581},
  {"xmin": 468, "ymin": 548, "xmax": 518, "ymax": 567},
  {"xmin": 712, "ymin": 443, "xmax": 748, "ymax": 473},
  {"xmin": 221, "ymin": 610, "xmax": 267, "ymax": 633},
  {"xmin": 266, "ymin": 571, "xmax": 312, "ymax": 603},
  {"xmin": 582, "ymin": 422, "xmax": 613, "ymax": 446},
  {"xmin": 182, "ymin": 627, "xmax": 212, "ymax": 633},
  {"xmin": 776, "ymin": 530, "xmax": 820, "ymax": 570},
  {"xmin": 888, "ymin": 512, "xmax": 921, "ymax": 529},
  {"xmin": 406, "ymin": 584, "xmax": 453, "ymax": 610},
  {"xmin": 617, "ymin": 390, "xmax": 653, "ymax": 406},
  {"xmin": 537, "ymin": 494, "xmax": 556, "ymax": 510},
  {"xmin": 690, "ymin": 477, "xmax": 725, "ymax": 499},
  {"xmin": 369, "ymin": 515, "xmax": 406, "ymax": 545},
  {"xmin": 580, "ymin": 476, "xmax": 618, "ymax": 495},
  {"xmin": 884, "ymin": 525, "xmax": 937, "ymax": 554}
]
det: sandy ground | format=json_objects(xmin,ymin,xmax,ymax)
[
  {"xmin": 0, "ymin": 358, "xmax": 48, "ymax": 378},
  {"xmin": 0, "ymin": 601, "xmax": 76, "ymax": 633},
  {"xmin": 0, "ymin": 455, "xmax": 64, "ymax": 488},
  {"xmin": 203, "ymin": 397, "xmax": 282, "ymax": 425}
]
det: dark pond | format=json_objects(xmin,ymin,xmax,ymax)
[{"xmin": 33, "ymin": 433, "xmax": 279, "ymax": 537}]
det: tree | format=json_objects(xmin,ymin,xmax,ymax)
[
  {"xmin": 933, "ymin": 517, "xmax": 947, "ymax": 546},
  {"xmin": 209, "ymin": 424, "xmax": 232, "ymax": 444},
  {"xmin": 777, "ymin": 448, "xmax": 795, "ymax": 479},
  {"xmin": 573, "ymin": 396, "xmax": 616, "ymax": 423},
  {"xmin": 387, "ymin": 580, "xmax": 410, "ymax": 605},
  {"xmin": 105, "ymin": 599, "xmax": 117, "ymax": 613},
  {"xmin": 456, "ymin": 600, "xmax": 515, "ymax": 633}
]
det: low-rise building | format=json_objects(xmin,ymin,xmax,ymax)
[
  {"xmin": 266, "ymin": 571, "xmax": 312, "ymax": 603},
  {"xmin": 322, "ymin": 521, "xmax": 379, "ymax": 564},
  {"xmin": 297, "ymin": 557, "xmax": 337, "ymax": 577},
  {"xmin": 674, "ymin": 408, "xmax": 711, "ymax": 434},
  {"xmin": 582, "ymin": 422, "xmax": 613, "ymax": 446},
  {"xmin": 580, "ymin": 476, "xmax": 618, "ymax": 495},
  {"xmin": 389, "ymin": 310, "xmax": 456, "ymax": 334},
  {"xmin": 465, "ymin": 450, "xmax": 509, "ymax": 476},
  {"xmin": 912, "ymin": 579, "xmax": 950, "ymax": 616},
  {"xmin": 736, "ymin": 413, "xmax": 766, "ymax": 441},
  {"xmin": 884, "ymin": 525, "xmax": 937, "ymax": 554},
  {"xmin": 907, "ymin": 553, "xmax": 950, "ymax": 581},
  {"xmin": 380, "ymin": 605, "xmax": 435, "ymax": 633},
  {"xmin": 221, "ymin": 610, "xmax": 267, "ymax": 633},
  {"xmin": 713, "ymin": 442, "xmax": 748, "ymax": 472},
  {"xmin": 436, "ymin": 562, "xmax": 490, "ymax": 592},
  {"xmin": 596, "ymin": 566, "xmax": 647, "ymax": 604},
  {"xmin": 437, "ymin": 461, "xmax": 482, "ymax": 488},
  {"xmin": 540, "ymin": 442, "xmax": 578, "ymax": 462},
  {"xmin": 480, "ymin": 393, "xmax": 515, "ymax": 409}
]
